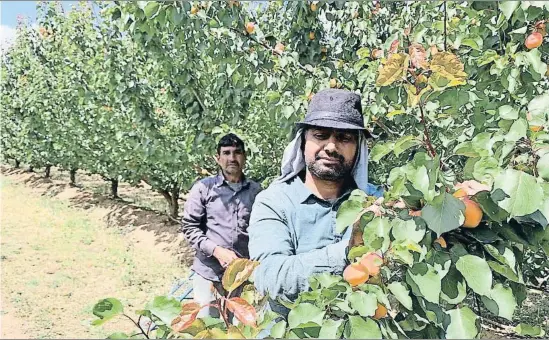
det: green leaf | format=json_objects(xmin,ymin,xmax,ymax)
[
  {"xmin": 387, "ymin": 282, "xmax": 413, "ymax": 310},
  {"xmin": 391, "ymin": 218, "xmax": 425, "ymax": 243},
  {"xmin": 344, "ymin": 316, "xmax": 382, "ymax": 339},
  {"xmin": 408, "ymin": 166, "xmax": 435, "ymax": 202},
  {"xmin": 407, "ymin": 264, "xmax": 442, "ymax": 304},
  {"xmin": 363, "ymin": 217, "xmax": 392, "ymax": 252},
  {"xmin": 143, "ymin": 2, "xmax": 160, "ymax": 19},
  {"xmin": 494, "ymin": 169, "xmax": 543, "ymax": 217},
  {"xmin": 107, "ymin": 333, "xmax": 130, "ymax": 339},
  {"xmin": 336, "ymin": 200, "xmax": 364, "ymax": 234},
  {"xmin": 310, "ymin": 272, "xmax": 342, "ymax": 289},
  {"xmin": 528, "ymin": 93, "xmax": 549, "ymax": 120},
  {"xmin": 145, "ymin": 296, "xmax": 181, "ymax": 326},
  {"xmin": 524, "ymin": 49, "xmax": 548, "ymax": 78},
  {"xmin": 537, "ymin": 153, "xmax": 549, "ymax": 181},
  {"xmin": 488, "ymin": 261, "xmax": 520, "ymax": 282},
  {"xmin": 421, "ymin": 192, "xmax": 465, "ymax": 236},
  {"xmin": 498, "ymin": 105, "xmax": 519, "ymax": 120},
  {"xmin": 477, "ymin": 50, "xmax": 499, "ymax": 66},
  {"xmin": 393, "ymin": 135, "xmax": 421, "ymax": 156},
  {"xmin": 270, "ymin": 320, "xmax": 287, "ymax": 338},
  {"xmin": 515, "ymin": 323, "xmax": 546, "ymax": 337},
  {"xmin": 505, "ymin": 118, "xmax": 527, "ymax": 142},
  {"xmin": 348, "ymin": 291, "xmax": 377, "ymax": 317},
  {"xmin": 445, "ymin": 307, "xmax": 479, "ymax": 339},
  {"xmin": 319, "ymin": 319, "xmax": 344, "ymax": 339},
  {"xmin": 288, "ymin": 303, "xmax": 325, "ymax": 329},
  {"xmin": 441, "ymin": 266, "xmax": 467, "ymax": 304},
  {"xmin": 463, "ymin": 226, "xmax": 502, "ymax": 243},
  {"xmin": 348, "ymin": 245, "xmax": 375, "ymax": 261},
  {"xmin": 515, "ymin": 210, "xmax": 548, "ymax": 228},
  {"xmin": 441, "ymin": 279, "xmax": 467, "ymax": 305},
  {"xmin": 462, "ymin": 37, "xmax": 482, "ymax": 51},
  {"xmin": 471, "ymin": 191, "xmax": 509, "ymax": 223},
  {"xmin": 92, "ymin": 298, "xmax": 124, "ymax": 326},
  {"xmin": 483, "ymin": 244, "xmax": 516, "ymax": 269},
  {"xmin": 500, "ymin": 1, "xmax": 520, "ymax": 19},
  {"xmin": 456, "ymin": 255, "xmax": 492, "ymax": 295},
  {"xmin": 360, "ymin": 284, "xmax": 391, "ymax": 308},
  {"xmin": 488, "ymin": 283, "xmax": 517, "ymax": 320},
  {"xmin": 370, "ymin": 142, "xmax": 394, "ymax": 162}
]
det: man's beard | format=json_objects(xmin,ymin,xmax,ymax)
[{"xmin": 306, "ymin": 152, "xmax": 354, "ymax": 181}]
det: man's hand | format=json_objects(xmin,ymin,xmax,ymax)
[{"xmin": 213, "ymin": 246, "xmax": 239, "ymax": 268}]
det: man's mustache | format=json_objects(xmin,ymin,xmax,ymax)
[{"xmin": 315, "ymin": 152, "xmax": 344, "ymax": 163}]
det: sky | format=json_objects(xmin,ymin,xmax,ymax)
[{"xmin": 0, "ymin": 1, "xmax": 78, "ymax": 52}]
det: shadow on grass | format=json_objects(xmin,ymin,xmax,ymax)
[{"xmin": 1, "ymin": 165, "xmax": 194, "ymax": 267}]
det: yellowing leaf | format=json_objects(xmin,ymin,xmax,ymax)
[
  {"xmin": 448, "ymin": 78, "xmax": 467, "ymax": 87},
  {"xmin": 387, "ymin": 109, "xmax": 406, "ymax": 118},
  {"xmin": 222, "ymin": 258, "xmax": 260, "ymax": 292},
  {"xmin": 406, "ymin": 84, "xmax": 432, "ymax": 107},
  {"xmin": 376, "ymin": 53, "xmax": 409, "ymax": 87},
  {"xmin": 429, "ymin": 52, "xmax": 467, "ymax": 82}
]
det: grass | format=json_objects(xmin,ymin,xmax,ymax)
[{"xmin": 0, "ymin": 175, "xmax": 188, "ymax": 338}]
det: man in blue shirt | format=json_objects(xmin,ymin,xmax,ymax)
[{"xmin": 248, "ymin": 89, "xmax": 379, "ymax": 316}]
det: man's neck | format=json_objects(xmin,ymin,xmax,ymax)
[
  {"xmin": 222, "ymin": 171, "xmax": 243, "ymax": 184},
  {"xmin": 303, "ymin": 170, "xmax": 345, "ymax": 201}
]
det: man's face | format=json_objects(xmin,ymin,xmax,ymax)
[
  {"xmin": 303, "ymin": 127, "xmax": 358, "ymax": 181},
  {"xmin": 216, "ymin": 145, "xmax": 246, "ymax": 176}
]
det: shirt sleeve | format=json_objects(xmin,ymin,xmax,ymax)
[
  {"xmin": 180, "ymin": 181, "xmax": 217, "ymax": 257},
  {"xmin": 248, "ymin": 191, "xmax": 347, "ymax": 302}
]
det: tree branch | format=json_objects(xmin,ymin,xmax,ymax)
[
  {"xmin": 418, "ymin": 104, "xmax": 437, "ymax": 157},
  {"xmin": 443, "ymin": 1, "xmax": 448, "ymax": 51},
  {"xmin": 123, "ymin": 313, "xmax": 149, "ymax": 339},
  {"xmin": 228, "ymin": 26, "xmax": 317, "ymax": 79}
]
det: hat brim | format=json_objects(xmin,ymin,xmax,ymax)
[{"xmin": 296, "ymin": 120, "xmax": 374, "ymax": 138}]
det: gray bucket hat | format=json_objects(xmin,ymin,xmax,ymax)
[{"xmin": 297, "ymin": 88, "xmax": 373, "ymax": 137}]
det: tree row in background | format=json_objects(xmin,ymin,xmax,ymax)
[{"xmin": 1, "ymin": 0, "xmax": 548, "ymax": 218}]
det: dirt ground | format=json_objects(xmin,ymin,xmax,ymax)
[{"xmin": 0, "ymin": 166, "xmax": 194, "ymax": 338}]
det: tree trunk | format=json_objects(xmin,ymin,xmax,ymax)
[
  {"xmin": 160, "ymin": 185, "xmax": 180, "ymax": 221},
  {"xmin": 14, "ymin": 160, "xmax": 20, "ymax": 168},
  {"xmin": 111, "ymin": 179, "xmax": 119, "ymax": 198},
  {"xmin": 70, "ymin": 169, "xmax": 77, "ymax": 186},
  {"xmin": 45, "ymin": 165, "xmax": 52, "ymax": 178},
  {"xmin": 170, "ymin": 187, "xmax": 180, "ymax": 219}
]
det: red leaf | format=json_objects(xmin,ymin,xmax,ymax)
[
  {"xmin": 225, "ymin": 297, "xmax": 257, "ymax": 327},
  {"xmin": 171, "ymin": 311, "xmax": 198, "ymax": 332},
  {"xmin": 409, "ymin": 43, "xmax": 427, "ymax": 69},
  {"xmin": 389, "ymin": 39, "xmax": 399, "ymax": 54},
  {"xmin": 171, "ymin": 302, "xmax": 201, "ymax": 332}
]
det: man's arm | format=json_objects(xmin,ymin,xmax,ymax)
[
  {"xmin": 248, "ymin": 193, "xmax": 347, "ymax": 301},
  {"xmin": 180, "ymin": 181, "xmax": 217, "ymax": 257}
]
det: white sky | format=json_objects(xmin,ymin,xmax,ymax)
[{"xmin": 0, "ymin": 24, "xmax": 16, "ymax": 54}]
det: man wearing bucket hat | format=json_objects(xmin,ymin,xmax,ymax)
[{"xmin": 248, "ymin": 88, "xmax": 382, "ymax": 316}]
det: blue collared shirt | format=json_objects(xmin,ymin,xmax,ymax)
[{"xmin": 248, "ymin": 176, "xmax": 356, "ymax": 303}]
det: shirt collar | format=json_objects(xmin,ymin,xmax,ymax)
[
  {"xmin": 214, "ymin": 171, "xmax": 250, "ymax": 188},
  {"xmin": 290, "ymin": 174, "xmax": 357, "ymax": 204}
]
